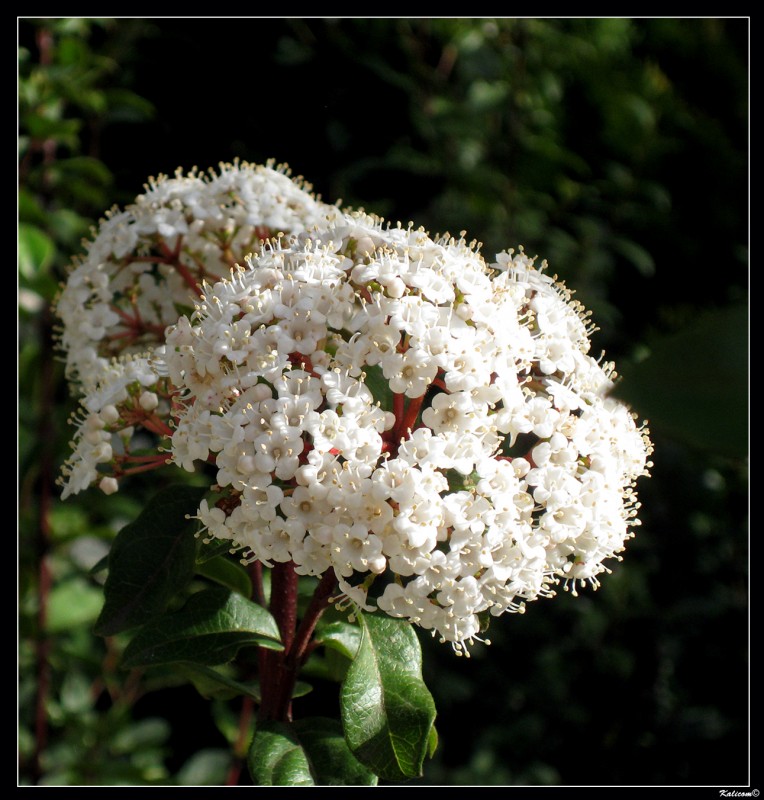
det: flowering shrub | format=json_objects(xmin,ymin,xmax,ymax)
[{"xmin": 56, "ymin": 161, "xmax": 652, "ymax": 785}]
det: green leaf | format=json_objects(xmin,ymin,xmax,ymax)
[
  {"xmin": 111, "ymin": 718, "xmax": 170, "ymax": 753},
  {"xmin": 25, "ymin": 115, "xmax": 81, "ymax": 146},
  {"xmin": 176, "ymin": 749, "xmax": 231, "ymax": 786},
  {"xmin": 248, "ymin": 718, "xmax": 377, "ymax": 786},
  {"xmin": 612, "ymin": 236, "xmax": 656, "ymax": 277},
  {"xmin": 46, "ymin": 577, "xmax": 103, "ymax": 632},
  {"xmin": 18, "ymin": 223, "xmax": 56, "ymax": 279},
  {"xmin": 315, "ymin": 619, "xmax": 362, "ymax": 661},
  {"xmin": 612, "ymin": 305, "xmax": 748, "ymax": 459},
  {"xmin": 51, "ymin": 155, "xmax": 113, "ymax": 187},
  {"xmin": 121, "ymin": 587, "xmax": 282, "ymax": 668},
  {"xmin": 248, "ymin": 722, "xmax": 314, "ymax": 786},
  {"xmin": 176, "ymin": 663, "xmax": 262, "ymax": 701},
  {"xmin": 195, "ymin": 535, "xmax": 236, "ymax": 563},
  {"xmin": 361, "ymin": 364, "xmax": 393, "ymax": 412},
  {"xmin": 59, "ymin": 670, "xmax": 93, "ymax": 715},
  {"xmin": 427, "ymin": 724, "xmax": 439, "ymax": 758},
  {"xmin": 89, "ymin": 555, "xmax": 109, "ymax": 576},
  {"xmin": 103, "ymin": 87, "xmax": 156, "ymax": 123},
  {"xmin": 18, "ymin": 188, "xmax": 47, "ymax": 226},
  {"xmin": 176, "ymin": 664, "xmax": 312, "ymax": 703},
  {"xmin": 195, "ymin": 555, "xmax": 252, "ymax": 598},
  {"xmin": 93, "ymin": 485, "xmax": 206, "ymax": 636},
  {"xmin": 339, "ymin": 611, "xmax": 437, "ymax": 780}
]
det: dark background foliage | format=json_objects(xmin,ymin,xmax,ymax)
[{"xmin": 19, "ymin": 17, "xmax": 749, "ymax": 786}]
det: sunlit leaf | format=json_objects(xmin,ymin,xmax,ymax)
[{"xmin": 340, "ymin": 612, "xmax": 436, "ymax": 780}]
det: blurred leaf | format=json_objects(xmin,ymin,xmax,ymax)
[
  {"xmin": 340, "ymin": 611, "xmax": 437, "ymax": 780},
  {"xmin": 613, "ymin": 304, "xmax": 748, "ymax": 458},
  {"xmin": 47, "ymin": 208, "xmax": 91, "ymax": 249},
  {"xmin": 47, "ymin": 577, "xmax": 104, "ymax": 632},
  {"xmin": 19, "ymin": 223, "xmax": 56, "ymax": 279},
  {"xmin": 248, "ymin": 718, "xmax": 377, "ymax": 786},
  {"xmin": 94, "ymin": 485, "xmax": 206, "ymax": 636},
  {"xmin": 18, "ymin": 188, "xmax": 47, "ymax": 225},
  {"xmin": 25, "ymin": 115, "xmax": 81, "ymax": 146},
  {"xmin": 211, "ymin": 699, "xmax": 240, "ymax": 746},
  {"xmin": 111, "ymin": 718, "xmax": 171, "ymax": 753},
  {"xmin": 612, "ymin": 237, "xmax": 656, "ymax": 277},
  {"xmin": 121, "ymin": 587, "xmax": 282, "ymax": 668},
  {"xmin": 51, "ymin": 156, "xmax": 113, "ymax": 186},
  {"xmin": 89, "ymin": 555, "xmax": 109, "ymax": 576},
  {"xmin": 176, "ymin": 749, "xmax": 231, "ymax": 786},
  {"xmin": 59, "ymin": 670, "xmax": 93, "ymax": 715},
  {"xmin": 103, "ymin": 88, "xmax": 155, "ymax": 122}
]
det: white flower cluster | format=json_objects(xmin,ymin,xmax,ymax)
[
  {"xmin": 57, "ymin": 162, "xmax": 652, "ymax": 652},
  {"xmin": 161, "ymin": 211, "xmax": 652, "ymax": 653},
  {"xmin": 56, "ymin": 160, "xmax": 333, "ymax": 393},
  {"xmin": 57, "ymin": 161, "xmax": 334, "ymax": 498}
]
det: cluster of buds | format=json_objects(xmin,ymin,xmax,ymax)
[{"xmin": 57, "ymin": 162, "xmax": 652, "ymax": 653}]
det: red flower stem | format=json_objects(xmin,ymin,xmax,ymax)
[
  {"xmin": 172, "ymin": 260, "xmax": 203, "ymax": 297},
  {"xmin": 110, "ymin": 304, "xmax": 139, "ymax": 326},
  {"xmin": 401, "ymin": 394, "xmax": 426, "ymax": 439},
  {"xmin": 159, "ymin": 237, "xmax": 204, "ymax": 298},
  {"xmin": 288, "ymin": 570, "xmax": 338, "ymax": 668},
  {"xmin": 119, "ymin": 458, "xmax": 170, "ymax": 476},
  {"xmin": 393, "ymin": 391, "xmax": 405, "ymax": 439},
  {"xmin": 258, "ymin": 561, "xmax": 298, "ymax": 721},
  {"xmin": 125, "ymin": 413, "xmax": 174, "ymax": 438},
  {"xmin": 121, "ymin": 453, "xmax": 171, "ymax": 463},
  {"xmin": 257, "ymin": 568, "xmax": 338, "ymax": 723}
]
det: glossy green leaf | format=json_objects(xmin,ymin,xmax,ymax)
[
  {"xmin": 248, "ymin": 718, "xmax": 377, "ymax": 786},
  {"xmin": 93, "ymin": 485, "xmax": 206, "ymax": 636},
  {"xmin": 315, "ymin": 619, "xmax": 362, "ymax": 661},
  {"xmin": 195, "ymin": 555, "xmax": 252, "ymax": 598},
  {"xmin": 307, "ymin": 615, "xmax": 364, "ymax": 682},
  {"xmin": 121, "ymin": 587, "xmax": 282, "ymax": 668},
  {"xmin": 340, "ymin": 612, "xmax": 437, "ymax": 780},
  {"xmin": 612, "ymin": 305, "xmax": 748, "ymax": 458}
]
